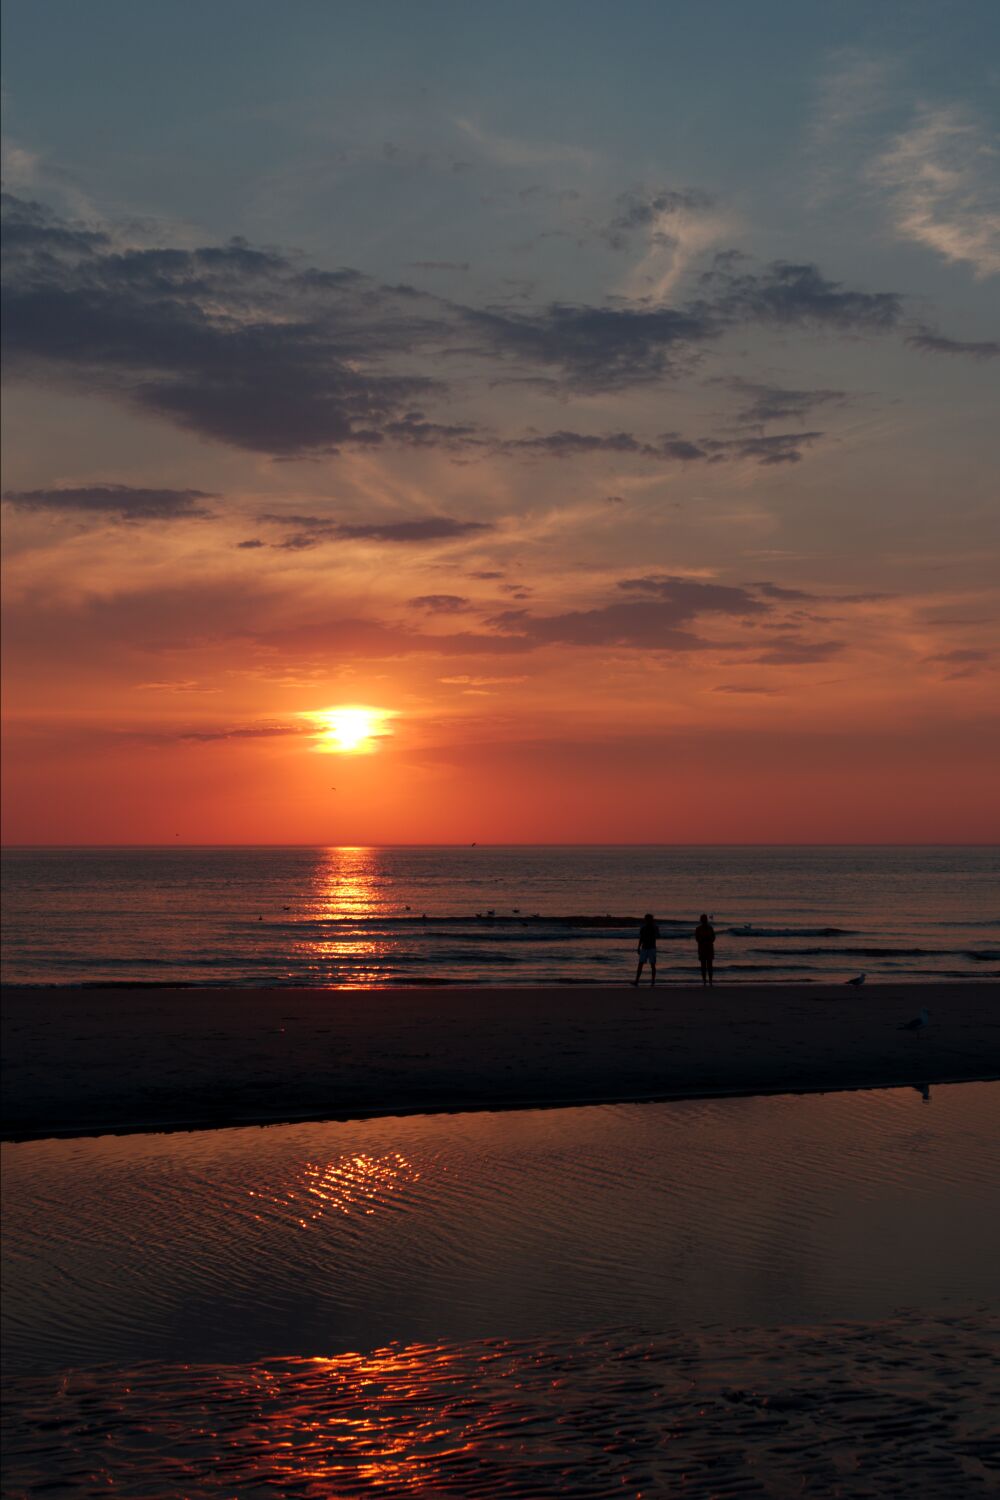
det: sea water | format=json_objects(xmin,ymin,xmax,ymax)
[{"xmin": 2, "ymin": 844, "xmax": 996, "ymax": 986}]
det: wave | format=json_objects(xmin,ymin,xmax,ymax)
[
  {"xmin": 726, "ymin": 926, "xmax": 856, "ymax": 937},
  {"xmin": 751, "ymin": 945, "xmax": 1000, "ymax": 960}
]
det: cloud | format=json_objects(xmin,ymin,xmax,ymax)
[
  {"xmin": 605, "ymin": 187, "xmax": 715, "ymax": 246},
  {"xmin": 617, "ymin": 575, "xmax": 768, "ymax": 615},
  {"xmin": 466, "ymin": 299, "xmax": 717, "ymax": 389},
  {"xmin": 712, "ymin": 684, "xmax": 782, "ymax": 695},
  {"xmin": 701, "ymin": 254, "xmax": 902, "ymax": 331},
  {"xmin": 2, "ymin": 482, "xmax": 216, "ymax": 520},
  {"xmin": 705, "ymin": 432, "xmax": 824, "ymax": 465},
  {"xmin": 749, "ymin": 637, "xmax": 845, "ymax": 664},
  {"xmin": 180, "ymin": 723, "xmax": 309, "ymax": 743},
  {"xmin": 906, "ymin": 327, "xmax": 1000, "ymax": 359},
  {"xmin": 264, "ymin": 617, "xmax": 535, "ymax": 658},
  {"xmin": 809, "ymin": 51, "xmax": 895, "ymax": 156},
  {"xmin": 488, "ymin": 601, "xmax": 714, "ymax": 650},
  {"xmin": 408, "ymin": 260, "xmax": 471, "ymax": 272},
  {"xmin": 337, "ymin": 517, "xmax": 492, "ymax": 543},
  {"xmin": 504, "ymin": 430, "xmax": 654, "ymax": 458},
  {"xmin": 609, "ymin": 187, "xmax": 734, "ymax": 301},
  {"xmin": 870, "ymin": 106, "xmax": 1000, "ymax": 278},
  {"xmin": 255, "ymin": 513, "xmax": 492, "ymax": 546},
  {"xmin": 4, "ymin": 191, "xmax": 944, "ymax": 463},
  {"xmin": 454, "ymin": 118, "xmax": 597, "ymax": 169},
  {"xmin": 2, "ymin": 192, "xmax": 445, "ymax": 456},
  {"xmin": 504, "ymin": 427, "xmax": 822, "ymax": 466},
  {"xmin": 751, "ymin": 581, "xmax": 816, "ymax": 601},
  {"xmin": 485, "ymin": 576, "xmax": 770, "ymax": 651},
  {"xmin": 925, "ymin": 648, "xmax": 989, "ymax": 664},
  {"xmin": 236, "ymin": 538, "xmax": 266, "ymax": 549},
  {"xmin": 717, "ymin": 378, "xmax": 850, "ymax": 427},
  {"xmin": 439, "ymin": 674, "xmax": 526, "ymax": 685},
  {"xmin": 409, "ymin": 594, "xmax": 472, "ymax": 612}
]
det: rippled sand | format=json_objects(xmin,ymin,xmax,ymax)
[{"xmin": 4, "ymin": 1316, "xmax": 998, "ymax": 1498}]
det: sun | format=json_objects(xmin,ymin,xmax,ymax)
[{"xmin": 307, "ymin": 707, "xmax": 388, "ymax": 754}]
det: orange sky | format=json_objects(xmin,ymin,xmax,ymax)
[{"xmin": 2, "ymin": 6, "xmax": 999, "ymax": 843}]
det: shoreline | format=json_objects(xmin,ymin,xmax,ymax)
[
  {"xmin": 3, "ymin": 981, "xmax": 998, "ymax": 1142},
  {"xmin": 5, "ymin": 1072, "xmax": 997, "ymax": 1146}
]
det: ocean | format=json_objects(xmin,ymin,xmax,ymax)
[{"xmin": 2, "ymin": 844, "xmax": 997, "ymax": 986}]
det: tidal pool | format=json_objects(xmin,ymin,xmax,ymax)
[{"xmin": 3, "ymin": 1084, "xmax": 999, "ymax": 1497}]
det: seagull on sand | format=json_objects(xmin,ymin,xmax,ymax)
[
  {"xmin": 845, "ymin": 972, "xmax": 866, "ymax": 987},
  {"xmin": 898, "ymin": 1007, "xmax": 930, "ymax": 1032}
]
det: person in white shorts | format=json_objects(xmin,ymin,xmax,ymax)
[{"xmin": 633, "ymin": 912, "xmax": 660, "ymax": 987}]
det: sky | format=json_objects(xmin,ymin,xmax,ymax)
[{"xmin": 2, "ymin": 0, "xmax": 999, "ymax": 844}]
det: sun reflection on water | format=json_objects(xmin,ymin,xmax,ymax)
[
  {"xmin": 295, "ymin": 847, "xmax": 395, "ymax": 985},
  {"xmin": 6, "ymin": 1318, "xmax": 997, "ymax": 1498},
  {"xmin": 249, "ymin": 1151, "xmax": 420, "ymax": 1230}
]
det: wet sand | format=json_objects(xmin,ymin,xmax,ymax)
[
  {"xmin": 3, "ymin": 981, "xmax": 998, "ymax": 1139},
  {"xmin": 4, "ymin": 1316, "xmax": 998, "ymax": 1498}
]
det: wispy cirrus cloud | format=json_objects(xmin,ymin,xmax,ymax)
[
  {"xmin": 453, "ymin": 118, "xmax": 598, "ymax": 170},
  {"xmin": 608, "ymin": 186, "xmax": 735, "ymax": 301},
  {"xmin": 870, "ymin": 105, "xmax": 1000, "ymax": 278}
]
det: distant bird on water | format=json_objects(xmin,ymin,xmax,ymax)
[
  {"xmin": 845, "ymin": 972, "xmax": 866, "ymax": 987},
  {"xmin": 898, "ymin": 1007, "xmax": 930, "ymax": 1032}
]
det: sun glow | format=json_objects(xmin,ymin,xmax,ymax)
[{"xmin": 309, "ymin": 707, "xmax": 389, "ymax": 754}]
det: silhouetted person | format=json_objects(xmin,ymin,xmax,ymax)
[
  {"xmin": 633, "ymin": 913, "xmax": 659, "ymax": 987},
  {"xmin": 695, "ymin": 913, "xmax": 715, "ymax": 986}
]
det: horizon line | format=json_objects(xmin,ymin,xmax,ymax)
[{"xmin": 3, "ymin": 842, "xmax": 998, "ymax": 852}]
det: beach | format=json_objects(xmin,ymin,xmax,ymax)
[{"xmin": 3, "ymin": 980, "xmax": 998, "ymax": 1139}]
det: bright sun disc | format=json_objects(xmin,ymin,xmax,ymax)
[{"xmin": 314, "ymin": 707, "xmax": 383, "ymax": 753}]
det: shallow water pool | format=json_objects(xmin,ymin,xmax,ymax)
[{"xmin": 3, "ymin": 1085, "xmax": 999, "ymax": 1496}]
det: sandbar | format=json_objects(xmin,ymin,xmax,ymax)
[{"xmin": 3, "ymin": 981, "xmax": 998, "ymax": 1140}]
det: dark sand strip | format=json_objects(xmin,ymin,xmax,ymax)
[{"xmin": 3, "ymin": 982, "xmax": 998, "ymax": 1140}]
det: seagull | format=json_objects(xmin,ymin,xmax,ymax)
[
  {"xmin": 898, "ymin": 1007, "xmax": 930, "ymax": 1032},
  {"xmin": 845, "ymin": 972, "xmax": 866, "ymax": 987}
]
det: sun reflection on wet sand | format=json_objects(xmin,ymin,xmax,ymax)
[
  {"xmin": 3, "ymin": 1317, "xmax": 997, "ymax": 1498},
  {"xmin": 249, "ymin": 1152, "xmax": 420, "ymax": 1229}
]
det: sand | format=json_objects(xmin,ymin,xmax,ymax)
[{"xmin": 3, "ymin": 981, "xmax": 998, "ymax": 1139}]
